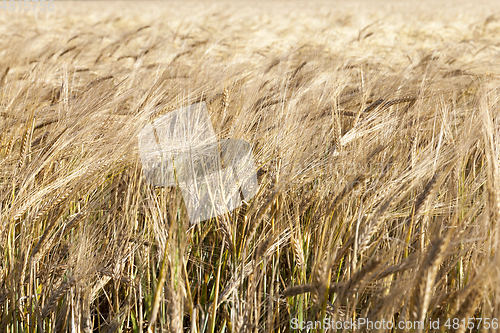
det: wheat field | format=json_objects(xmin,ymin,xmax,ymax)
[{"xmin": 1, "ymin": 0, "xmax": 500, "ymax": 332}]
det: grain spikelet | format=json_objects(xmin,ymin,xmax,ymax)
[
  {"xmin": 291, "ymin": 235, "xmax": 305, "ymax": 269},
  {"xmin": 357, "ymin": 184, "xmax": 400, "ymax": 255},
  {"xmin": 16, "ymin": 114, "xmax": 35, "ymax": 171},
  {"xmin": 340, "ymin": 258, "xmax": 384, "ymax": 297},
  {"xmin": 217, "ymin": 215, "xmax": 234, "ymax": 254},
  {"xmin": 282, "ymin": 284, "xmax": 316, "ymax": 298},
  {"xmin": 452, "ymin": 285, "xmax": 484, "ymax": 333},
  {"xmin": 413, "ymin": 235, "xmax": 451, "ymax": 325},
  {"xmin": 167, "ymin": 285, "xmax": 182, "ymax": 333},
  {"xmin": 41, "ymin": 278, "xmax": 76, "ymax": 319},
  {"xmin": 31, "ymin": 187, "xmax": 75, "ymax": 262}
]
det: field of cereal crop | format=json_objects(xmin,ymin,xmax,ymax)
[{"xmin": 1, "ymin": 1, "xmax": 500, "ymax": 331}]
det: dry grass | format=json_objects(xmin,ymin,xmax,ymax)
[{"xmin": 1, "ymin": 0, "xmax": 500, "ymax": 331}]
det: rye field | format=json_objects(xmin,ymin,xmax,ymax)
[{"xmin": 1, "ymin": 0, "xmax": 500, "ymax": 332}]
